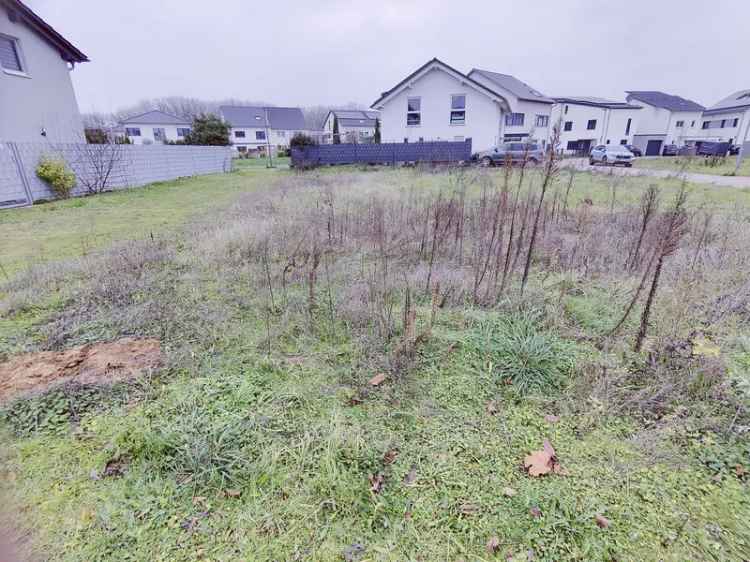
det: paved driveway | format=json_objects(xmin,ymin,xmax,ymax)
[{"xmin": 561, "ymin": 158, "xmax": 750, "ymax": 188}]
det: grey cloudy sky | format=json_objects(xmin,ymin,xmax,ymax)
[{"xmin": 27, "ymin": 0, "xmax": 750, "ymax": 113}]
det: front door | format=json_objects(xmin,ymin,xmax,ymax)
[
  {"xmin": 645, "ymin": 140, "xmax": 663, "ymax": 156},
  {"xmin": 153, "ymin": 128, "xmax": 166, "ymax": 143}
]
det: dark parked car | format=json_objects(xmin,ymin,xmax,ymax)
[
  {"xmin": 662, "ymin": 144, "xmax": 679, "ymax": 156},
  {"xmin": 475, "ymin": 142, "xmax": 544, "ymax": 166},
  {"xmin": 624, "ymin": 144, "xmax": 642, "ymax": 157},
  {"xmin": 729, "ymin": 144, "xmax": 742, "ymax": 156}
]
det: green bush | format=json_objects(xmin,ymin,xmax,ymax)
[
  {"xmin": 36, "ymin": 156, "xmax": 76, "ymax": 199},
  {"xmin": 466, "ymin": 311, "xmax": 578, "ymax": 394}
]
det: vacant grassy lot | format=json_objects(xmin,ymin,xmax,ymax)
[
  {"xmin": 634, "ymin": 155, "xmax": 750, "ymax": 176},
  {"xmin": 1, "ymin": 163, "xmax": 749, "ymax": 561}
]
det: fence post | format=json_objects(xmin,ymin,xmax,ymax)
[{"xmin": 8, "ymin": 142, "xmax": 34, "ymax": 205}]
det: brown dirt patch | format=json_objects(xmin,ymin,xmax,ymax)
[{"xmin": 0, "ymin": 337, "xmax": 162, "ymax": 403}]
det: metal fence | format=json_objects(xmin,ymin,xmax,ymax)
[
  {"xmin": 0, "ymin": 142, "xmax": 233, "ymax": 209},
  {"xmin": 291, "ymin": 139, "xmax": 472, "ymax": 167}
]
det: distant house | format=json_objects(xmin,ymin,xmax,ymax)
[
  {"xmin": 695, "ymin": 90, "xmax": 750, "ymax": 146},
  {"xmin": 0, "ymin": 0, "xmax": 89, "ymax": 142},
  {"xmin": 119, "ymin": 110, "xmax": 192, "ymax": 145},
  {"xmin": 322, "ymin": 109, "xmax": 379, "ymax": 143},
  {"xmin": 370, "ymin": 58, "xmax": 551, "ymax": 153},
  {"xmin": 219, "ymin": 106, "xmax": 306, "ymax": 152},
  {"xmin": 551, "ymin": 97, "xmax": 642, "ymax": 155},
  {"xmin": 624, "ymin": 91, "xmax": 705, "ymax": 155}
]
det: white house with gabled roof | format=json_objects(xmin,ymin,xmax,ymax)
[
  {"xmin": 119, "ymin": 110, "xmax": 192, "ymax": 144},
  {"xmin": 219, "ymin": 105, "xmax": 306, "ymax": 152},
  {"xmin": 694, "ymin": 90, "xmax": 750, "ymax": 146},
  {"xmin": 322, "ymin": 109, "xmax": 379, "ymax": 144},
  {"xmin": 0, "ymin": 0, "xmax": 88, "ymax": 142},
  {"xmin": 371, "ymin": 59, "xmax": 556, "ymax": 153}
]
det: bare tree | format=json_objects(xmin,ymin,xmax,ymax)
[{"xmin": 71, "ymin": 140, "xmax": 126, "ymax": 195}]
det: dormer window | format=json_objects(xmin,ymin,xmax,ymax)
[{"xmin": 0, "ymin": 34, "xmax": 25, "ymax": 74}]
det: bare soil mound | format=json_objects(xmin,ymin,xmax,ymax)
[{"xmin": 0, "ymin": 338, "xmax": 162, "ymax": 403}]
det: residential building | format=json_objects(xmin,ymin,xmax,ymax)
[
  {"xmin": 624, "ymin": 91, "xmax": 705, "ymax": 155},
  {"xmin": 372, "ymin": 58, "xmax": 551, "ymax": 153},
  {"xmin": 551, "ymin": 97, "xmax": 642, "ymax": 155},
  {"xmin": 119, "ymin": 110, "xmax": 192, "ymax": 145},
  {"xmin": 219, "ymin": 106, "xmax": 306, "ymax": 152},
  {"xmin": 695, "ymin": 90, "xmax": 750, "ymax": 146},
  {"xmin": 466, "ymin": 68, "xmax": 554, "ymax": 145},
  {"xmin": 0, "ymin": 0, "xmax": 88, "ymax": 142},
  {"xmin": 322, "ymin": 109, "xmax": 379, "ymax": 143}
]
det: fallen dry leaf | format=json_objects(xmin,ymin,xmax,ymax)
[
  {"xmin": 595, "ymin": 514, "xmax": 610, "ymax": 528},
  {"xmin": 486, "ymin": 400, "xmax": 500, "ymax": 415},
  {"xmin": 544, "ymin": 414, "xmax": 560, "ymax": 424},
  {"xmin": 459, "ymin": 503, "xmax": 480, "ymax": 516},
  {"xmin": 223, "ymin": 489, "xmax": 241, "ymax": 498},
  {"xmin": 285, "ymin": 355, "xmax": 306, "ymax": 366},
  {"xmin": 524, "ymin": 439, "xmax": 564, "ymax": 477},
  {"xmin": 486, "ymin": 536, "xmax": 501, "ymax": 554},
  {"xmin": 502, "ymin": 487, "xmax": 517, "ymax": 498},
  {"xmin": 529, "ymin": 506, "xmax": 542, "ymax": 518},
  {"xmin": 403, "ymin": 465, "xmax": 417, "ymax": 485},
  {"xmin": 369, "ymin": 473, "xmax": 385, "ymax": 493},
  {"xmin": 368, "ymin": 373, "xmax": 387, "ymax": 386},
  {"xmin": 383, "ymin": 449, "xmax": 398, "ymax": 465}
]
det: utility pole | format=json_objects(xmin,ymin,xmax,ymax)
[{"xmin": 264, "ymin": 107, "xmax": 274, "ymax": 168}]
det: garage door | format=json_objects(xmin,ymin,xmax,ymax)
[{"xmin": 645, "ymin": 140, "xmax": 663, "ymax": 156}]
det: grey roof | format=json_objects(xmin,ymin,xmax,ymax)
[
  {"xmin": 330, "ymin": 109, "xmax": 379, "ymax": 128},
  {"xmin": 219, "ymin": 106, "xmax": 305, "ymax": 130},
  {"xmin": 554, "ymin": 96, "xmax": 641, "ymax": 110},
  {"xmin": 120, "ymin": 110, "xmax": 190, "ymax": 125},
  {"xmin": 625, "ymin": 91, "xmax": 704, "ymax": 112},
  {"xmin": 469, "ymin": 69, "xmax": 554, "ymax": 104},
  {"xmin": 703, "ymin": 90, "xmax": 750, "ymax": 116}
]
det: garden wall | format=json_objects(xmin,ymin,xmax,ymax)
[
  {"xmin": 291, "ymin": 139, "xmax": 472, "ymax": 167},
  {"xmin": 0, "ymin": 142, "xmax": 233, "ymax": 208}
]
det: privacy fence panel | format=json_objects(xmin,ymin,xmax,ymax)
[
  {"xmin": 291, "ymin": 139, "xmax": 472, "ymax": 167},
  {"xmin": 0, "ymin": 142, "xmax": 233, "ymax": 208}
]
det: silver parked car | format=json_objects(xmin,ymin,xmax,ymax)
[
  {"xmin": 475, "ymin": 142, "xmax": 544, "ymax": 167},
  {"xmin": 589, "ymin": 144, "xmax": 634, "ymax": 167}
]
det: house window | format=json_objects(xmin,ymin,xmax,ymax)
[
  {"xmin": 407, "ymin": 97, "xmax": 421, "ymax": 126},
  {"xmin": 0, "ymin": 35, "xmax": 24, "ymax": 73},
  {"xmin": 536, "ymin": 115, "xmax": 549, "ymax": 127},
  {"xmin": 234, "ymin": 130, "xmax": 246, "ymax": 138},
  {"xmin": 563, "ymin": 121, "xmax": 573, "ymax": 131},
  {"xmin": 702, "ymin": 121, "xmax": 710, "ymax": 129},
  {"xmin": 606, "ymin": 139, "xmax": 610, "ymax": 144},
  {"xmin": 256, "ymin": 130, "xmax": 266, "ymax": 140},
  {"xmin": 675, "ymin": 120, "xmax": 684, "ymax": 128},
  {"xmin": 564, "ymin": 105, "xmax": 569, "ymax": 115},
  {"xmin": 620, "ymin": 139, "xmax": 628, "ymax": 145},
  {"xmin": 625, "ymin": 118, "xmax": 632, "ymax": 135},
  {"xmin": 587, "ymin": 119, "xmax": 597, "ymax": 130},
  {"xmin": 153, "ymin": 128, "xmax": 166, "ymax": 142},
  {"xmin": 720, "ymin": 120, "xmax": 726, "ymax": 128},
  {"xmin": 125, "ymin": 127, "xmax": 141, "ymax": 137},
  {"xmin": 505, "ymin": 113, "xmax": 524, "ymax": 127},
  {"xmin": 566, "ymin": 141, "xmax": 578, "ymax": 150},
  {"xmin": 691, "ymin": 120, "xmax": 695, "ymax": 127},
  {"xmin": 450, "ymin": 94, "xmax": 466, "ymax": 125},
  {"xmin": 733, "ymin": 118, "xmax": 739, "ymax": 127},
  {"xmin": 177, "ymin": 128, "xmax": 191, "ymax": 137}
]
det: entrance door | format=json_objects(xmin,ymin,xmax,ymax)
[{"xmin": 645, "ymin": 140, "xmax": 663, "ymax": 156}]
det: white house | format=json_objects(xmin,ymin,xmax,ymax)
[
  {"xmin": 551, "ymin": 97, "xmax": 642, "ymax": 155},
  {"xmin": 322, "ymin": 109, "xmax": 379, "ymax": 144},
  {"xmin": 0, "ymin": 0, "xmax": 88, "ymax": 142},
  {"xmin": 624, "ymin": 91, "xmax": 705, "ymax": 155},
  {"xmin": 219, "ymin": 106, "xmax": 306, "ymax": 153},
  {"xmin": 119, "ymin": 110, "xmax": 192, "ymax": 145},
  {"xmin": 371, "ymin": 58, "xmax": 519, "ymax": 153},
  {"xmin": 694, "ymin": 90, "xmax": 750, "ymax": 146},
  {"xmin": 466, "ymin": 68, "xmax": 554, "ymax": 145}
]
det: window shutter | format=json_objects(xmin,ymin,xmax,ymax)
[{"xmin": 0, "ymin": 37, "xmax": 22, "ymax": 71}]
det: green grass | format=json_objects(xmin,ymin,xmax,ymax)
[
  {"xmin": 1, "ymin": 165, "xmax": 749, "ymax": 561},
  {"xmin": 634, "ymin": 155, "xmax": 750, "ymax": 177},
  {"xmin": 0, "ymin": 169, "xmax": 268, "ymax": 276},
  {"xmin": 233, "ymin": 155, "xmax": 291, "ymax": 169}
]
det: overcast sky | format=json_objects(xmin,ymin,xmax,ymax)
[{"xmin": 27, "ymin": 0, "xmax": 750, "ymax": 113}]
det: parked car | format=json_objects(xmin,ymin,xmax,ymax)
[
  {"xmin": 662, "ymin": 144, "xmax": 679, "ymax": 156},
  {"xmin": 729, "ymin": 144, "xmax": 742, "ymax": 156},
  {"xmin": 589, "ymin": 145, "xmax": 634, "ymax": 167},
  {"xmin": 696, "ymin": 141, "xmax": 731, "ymax": 156},
  {"xmin": 475, "ymin": 142, "xmax": 544, "ymax": 166},
  {"xmin": 624, "ymin": 144, "xmax": 642, "ymax": 157}
]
